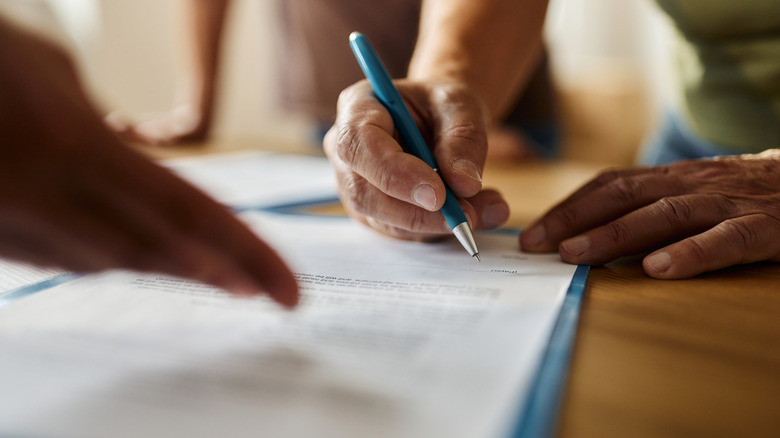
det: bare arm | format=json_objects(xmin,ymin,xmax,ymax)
[
  {"xmin": 107, "ymin": 0, "xmax": 232, "ymax": 145},
  {"xmin": 176, "ymin": 0, "xmax": 231, "ymax": 128},
  {"xmin": 410, "ymin": 0, "xmax": 548, "ymax": 120}
]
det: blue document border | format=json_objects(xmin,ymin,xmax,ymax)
[
  {"xmin": 510, "ymin": 264, "xmax": 590, "ymax": 438},
  {"xmin": 0, "ymin": 273, "xmax": 83, "ymax": 307}
]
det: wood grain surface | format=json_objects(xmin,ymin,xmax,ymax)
[{"xmin": 482, "ymin": 158, "xmax": 780, "ymax": 438}]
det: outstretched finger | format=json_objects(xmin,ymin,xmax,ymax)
[
  {"xmin": 521, "ymin": 168, "xmax": 687, "ymax": 252},
  {"xmin": 425, "ymin": 83, "xmax": 489, "ymax": 199},
  {"xmin": 555, "ymin": 193, "xmax": 736, "ymax": 266},
  {"xmin": 642, "ymin": 214, "xmax": 780, "ymax": 279},
  {"xmin": 83, "ymin": 143, "xmax": 300, "ymax": 307}
]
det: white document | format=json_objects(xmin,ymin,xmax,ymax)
[
  {"xmin": 164, "ymin": 150, "xmax": 337, "ymax": 209},
  {"xmin": 0, "ymin": 211, "xmax": 576, "ymax": 438}
]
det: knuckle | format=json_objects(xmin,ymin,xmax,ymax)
[
  {"xmin": 556, "ymin": 206, "xmax": 581, "ymax": 230},
  {"xmin": 437, "ymin": 89, "xmax": 486, "ymax": 127},
  {"xmin": 688, "ymin": 161, "xmax": 730, "ymax": 180},
  {"xmin": 654, "ymin": 196, "xmax": 692, "ymax": 225},
  {"xmin": 375, "ymin": 167, "xmax": 397, "ymax": 196},
  {"xmin": 593, "ymin": 170, "xmax": 622, "ymax": 187},
  {"xmin": 341, "ymin": 174, "xmax": 372, "ymax": 215},
  {"xmin": 682, "ymin": 236, "xmax": 710, "ymax": 264},
  {"xmin": 433, "ymin": 82, "xmax": 471, "ymax": 104},
  {"xmin": 573, "ymin": 169, "xmax": 621, "ymax": 196},
  {"xmin": 335, "ymin": 122, "xmax": 363, "ymax": 166},
  {"xmin": 716, "ymin": 218, "xmax": 758, "ymax": 252},
  {"xmin": 604, "ymin": 220, "xmax": 632, "ymax": 246},
  {"xmin": 344, "ymin": 80, "xmax": 371, "ymax": 99},
  {"xmin": 335, "ymin": 81, "xmax": 369, "ymax": 113},
  {"xmin": 334, "ymin": 109, "xmax": 387, "ymax": 168},
  {"xmin": 439, "ymin": 122, "xmax": 485, "ymax": 145},
  {"xmin": 711, "ymin": 193, "xmax": 737, "ymax": 216},
  {"xmin": 607, "ymin": 176, "xmax": 644, "ymax": 205},
  {"xmin": 403, "ymin": 207, "xmax": 431, "ymax": 233}
]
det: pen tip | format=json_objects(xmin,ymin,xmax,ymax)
[{"xmin": 474, "ymin": 253, "xmax": 481, "ymax": 262}]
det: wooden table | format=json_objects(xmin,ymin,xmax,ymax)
[
  {"xmin": 484, "ymin": 159, "xmax": 780, "ymax": 438},
  {"xmin": 143, "ymin": 140, "xmax": 780, "ymax": 438}
]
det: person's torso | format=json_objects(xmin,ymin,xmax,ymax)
[
  {"xmin": 276, "ymin": 0, "xmax": 421, "ymax": 123},
  {"xmin": 655, "ymin": 0, "xmax": 780, "ymax": 151}
]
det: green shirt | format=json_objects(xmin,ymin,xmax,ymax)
[{"xmin": 655, "ymin": 0, "xmax": 780, "ymax": 152}]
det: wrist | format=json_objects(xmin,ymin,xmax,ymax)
[
  {"xmin": 173, "ymin": 79, "xmax": 214, "ymax": 124},
  {"xmin": 407, "ymin": 0, "xmax": 548, "ymax": 122}
]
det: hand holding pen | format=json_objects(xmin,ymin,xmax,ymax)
[{"xmin": 323, "ymin": 33, "xmax": 510, "ymax": 252}]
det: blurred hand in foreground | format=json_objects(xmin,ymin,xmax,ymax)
[{"xmin": 0, "ymin": 17, "xmax": 298, "ymax": 307}]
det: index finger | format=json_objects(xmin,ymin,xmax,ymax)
[
  {"xmin": 521, "ymin": 167, "xmax": 685, "ymax": 252},
  {"xmin": 87, "ymin": 144, "xmax": 300, "ymax": 307},
  {"xmin": 327, "ymin": 81, "xmax": 448, "ymax": 211},
  {"xmin": 426, "ymin": 82, "xmax": 489, "ymax": 199}
]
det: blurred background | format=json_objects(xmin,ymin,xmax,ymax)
[{"xmin": 0, "ymin": 0, "xmax": 676, "ymax": 166}]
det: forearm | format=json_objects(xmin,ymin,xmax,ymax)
[
  {"xmin": 408, "ymin": 0, "xmax": 549, "ymax": 121},
  {"xmin": 175, "ymin": 0, "xmax": 231, "ymax": 115}
]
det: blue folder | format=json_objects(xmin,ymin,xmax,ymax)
[{"xmin": 511, "ymin": 264, "xmax": 589, "ymax": 438}]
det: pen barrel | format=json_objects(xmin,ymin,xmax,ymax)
[
  {"xmin": 391, "ymin": 112, "xmax": 467, "ymax": 229},
  {"xmin": 440, "ymin": 187, "xmax": 469, "ymax": 230},
  {"xmin": 390, "ymin": 108, "xmax": 437, "ymax": 168}
]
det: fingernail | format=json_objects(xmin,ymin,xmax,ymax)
[
  {"xmin": 482, "ymin": 202, "xmax": 509, "ymax": 228},
  {"xmin": 523, "ymin": 224, "xmax": 546, "ymax": 247},
  {"xmin": 451, "ymin": 159, "xmax": 482, "ymax": 183},
  {"xmin": 645, "ymin": 252, "xmax": 671, "ymax": 273},
  {"xmin": 413, "ymin": 184, "xmax": 438, "ymax": 210},
  {"xmin": 561, "ymin": 235, "xmax": 590, "ymax": 256}
]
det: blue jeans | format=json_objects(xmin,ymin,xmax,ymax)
[{"xmin": 639, "ymin": 112, "xmax": 739, "ymax": 166}]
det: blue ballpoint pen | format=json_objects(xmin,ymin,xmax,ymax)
[{"xmin": 349, "ymin": 32, "xmax": 480, "ymax": 261}]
